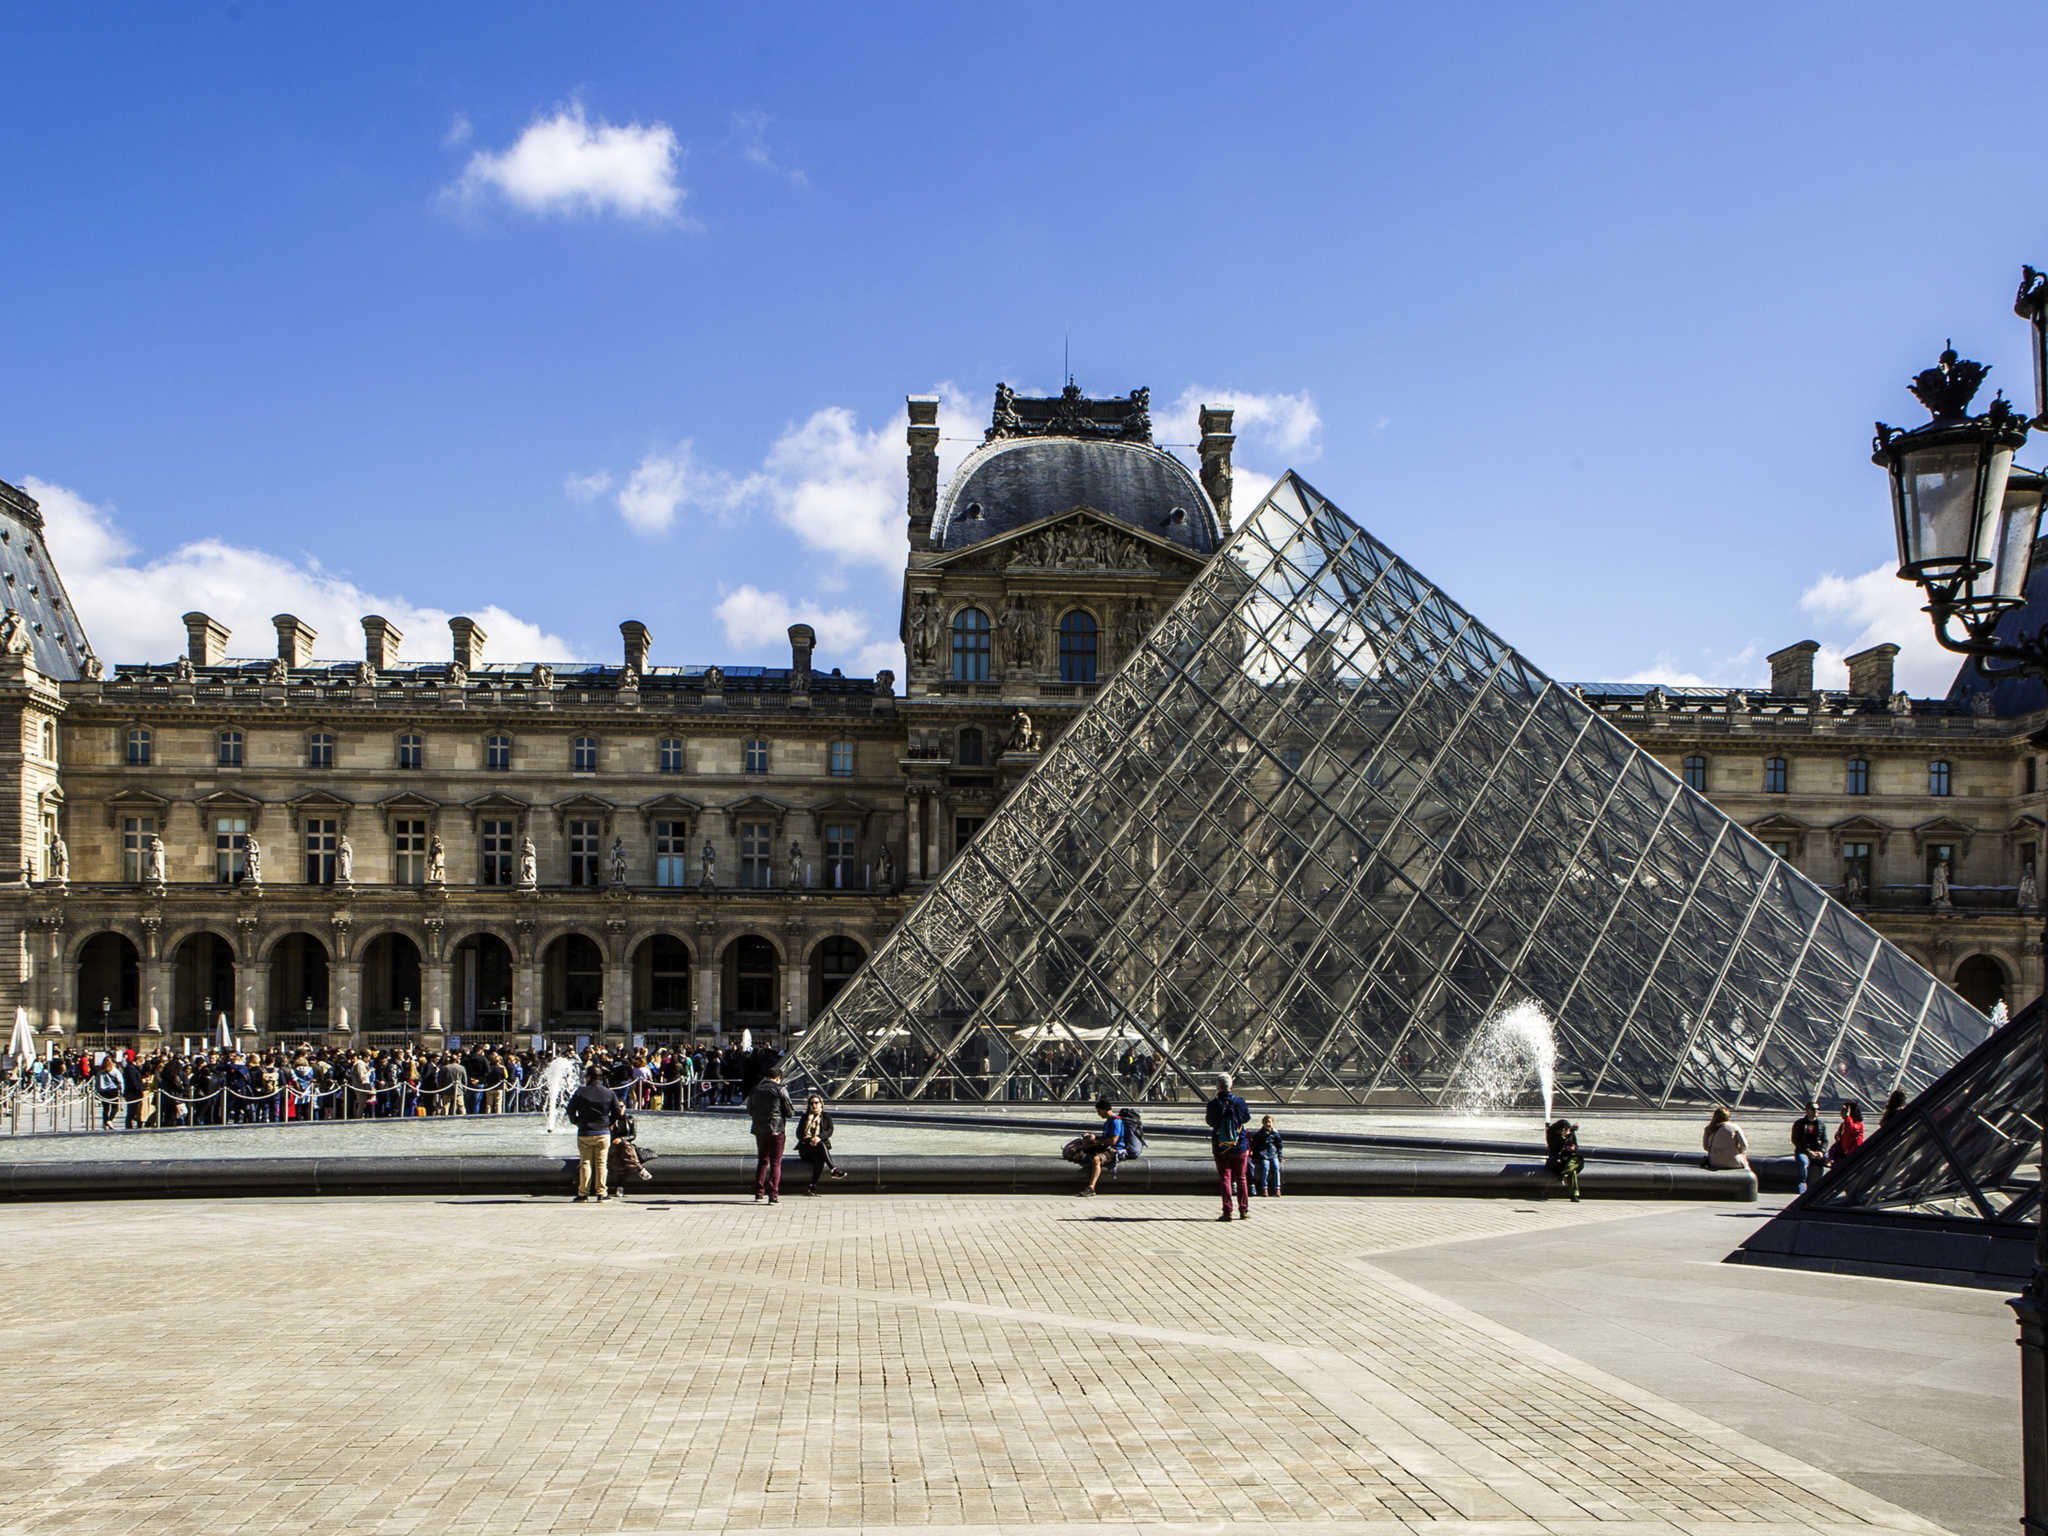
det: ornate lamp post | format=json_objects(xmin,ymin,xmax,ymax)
[{"xmin": 1874, "ymin": 283, "xmax": 2046, "ymax": 1535}]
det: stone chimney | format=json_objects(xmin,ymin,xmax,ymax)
[
  {"xmin": 182, "ymin": 612, "xmax": 229, "ymax": 669},
  {"xmin": 907, "ymin": 395, "xmax": 941, "ymax": 549},
  {"xmin": 788, "ymin": 623, "xmax": 815, "ymax": 679},
  {"xmin": 448, "ymin": 617, "xmax": 485, "ymax": 672},
  {"xmin": 1845, "ymin": 643, "xmax": 1899, "ymax": 700},
  {"xmin": 271, "ymin": 614, "xmax": 316, "ymax": 670},
  {"xmin": 620, "ymin": 620, "xmax": 651, "ymax": 675},
  {"xmin": 361, "ymin": 615, "xmax": 402, "ymax": 671},
  {"xmin": 1198, "ymin": 405, "xmax": 1236, "ymax": 533},
  {"xmin": 1767, "ymin": 640, "xmax": 1821, "ymax": 696}
]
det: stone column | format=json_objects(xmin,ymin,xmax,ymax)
[
  {"xmin": 41, "ymin": 922, "xmax": 66, "ymax": 1036},
  {"xmin": 606, "ymin": 959, "xmax": 630, "ymax": 1037},
  {"xmin": 924, "ymin": 792, "xmax": 939, "ymax": 880},
  {"xmin": 242, "ymin": 960, "xmax": 271, "ymax": 1041},
  {"xmin": 139, "ymin": 955, "xmax": 164, "ymax": 1035},
  {"xmin": 331, "ymin": 961, "xmax": 360, "ymax": 1036},
  {"xmin": 517, "ymin": 957, "xmax": 541, "ymax": 1037},
  {"xmin": 425, "ymin": 956, "xmax": 451, "ymax": 1034},
  {"xmin": 906, "ymin": 794, "xmax": 923, "ymax": 882}
]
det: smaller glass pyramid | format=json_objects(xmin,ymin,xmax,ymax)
[{"xmin": 1801, "ymin": 1001, "xmax": 2041, "ymax": 1227}]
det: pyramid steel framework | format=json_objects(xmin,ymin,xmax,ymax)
[{"xmin": 792, "ymin": 473, "xmax": 1991, "ymax": 1108}]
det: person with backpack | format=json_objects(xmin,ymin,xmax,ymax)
[
  {"xmin": 1070, "ymin": 1098, "xmax": 1132, "ymax": 1197},
  {"xmin": 1205, "ymin": 1074, "xmax": 1252, "ymax": 1222},
  {"xmin": 1248, "ymin": 1114, "xmax": 1285, "ymax": 1197}
]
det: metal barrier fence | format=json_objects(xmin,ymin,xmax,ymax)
[{"xmin": 0, "ymin": 1070, "xmax": 750, "ymax": 1137}]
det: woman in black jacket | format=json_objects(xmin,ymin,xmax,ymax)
[{"xmin": 796, "ymin": 1094, "xmax": 847, "ymax": 1194}]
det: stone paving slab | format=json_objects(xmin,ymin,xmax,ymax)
[{"xmin": 0, "ymin": 1195, "xmax": 1956, "ymax": 1535}]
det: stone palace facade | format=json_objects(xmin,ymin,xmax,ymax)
[{"xmin": 0, "ymin": 381, "xmax": 2038, "ymax": 1052}]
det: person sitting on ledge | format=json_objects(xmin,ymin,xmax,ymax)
[
  {"xmin": 1068, "ymin": 1098, "xmax": 1128, "ymax": 1197},
  {"xmin": 1789, "ymin": 1101, "xmax": 1827, "ymax": 1194},
  {"xmin": 1544, "ymin": 1117, "xmax": 1583, "ymax": 1202},
  {"xmin": 1702, "ymin": 1105, "xmax": 1750, "ymax": 1172}
]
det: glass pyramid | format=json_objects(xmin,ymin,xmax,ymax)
[
  {"xmin": 1800, "ymin": 1000, "xmax": 2040, "ymax": 1227},
  {"xmin": 793, "ymin": 473, "xmax": 1990, "ymax": 1108}
]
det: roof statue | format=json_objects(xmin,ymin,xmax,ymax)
[
  {"xmin": 985, "ymin": 381, "xmax": 1152, "ymax": 444},
  {"xmin": 792, "ymin": 472, "xmax": 1988, "ymax": 1108}
]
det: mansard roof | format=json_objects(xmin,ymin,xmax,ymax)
[{"xmin": 932, "ymin": 434, "xmax": 1219, "ymax": 557}]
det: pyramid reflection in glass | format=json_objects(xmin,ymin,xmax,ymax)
[{"xmin": 793, "ymin": 474, "xmax": 1989, "ymax": 1107}]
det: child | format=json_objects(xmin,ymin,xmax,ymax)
[{"xmin": 1248, "ymin": 1114, "xmax": 1285, "ymax": 1197}]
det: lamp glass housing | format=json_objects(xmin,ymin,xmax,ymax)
[
  {"xmin": 1883, "ymin": 425, "xmax": 2016, "ymax": 581},
  {"xmin": 1973, "ymin": 469, "xmax": 2048, "ymax": 609}
]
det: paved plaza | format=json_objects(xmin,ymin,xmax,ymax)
[{"xmin": 0, "ymin": 1193, "xmax": 2014, "ymax": 1536}]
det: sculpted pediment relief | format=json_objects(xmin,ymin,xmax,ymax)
[{"xmin": 932, "ymin": 509, "xmax": 1201, "ymax": 576}]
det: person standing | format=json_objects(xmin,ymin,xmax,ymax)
[
  {"xmin": 1248, "ymin": 1114, "xmax": 1285, "ymax": 1197},
  {"xmin": 565, "ymin": 1069, "xmax": 621, "ymax": 1203},
  {"xmin": 1790, "ymin": 1101, "xmax": 1827, "ymax": 1194},
  {"xmin": 795, "ymin": 1093, "xmax": 846, "ymax": 1193},
  {"xmin": 1205, "ymin": 1074, "xmax": 1252, "ymax": 1222},
  {"xmin": 121, "ymin": 1054, "xmax": 144, "ymax": 1131},
  {"xmin": 747, "ymin": 1063, "xmax": 797, "ymax": 1204}
]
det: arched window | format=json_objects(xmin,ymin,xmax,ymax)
[
  {"xmin": 951, "ymin": 608, "xmax": 991, "ymax": 682},
  {"xmin": 1682, "ymin": 755, "xmax": 1707, "ymax": 792},
  {"xmin": 1059, "ymin": 610, "xmax": 1098, "ymax": 683}
]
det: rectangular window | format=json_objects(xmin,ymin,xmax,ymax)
[
  {"xmin": 217, "ymin": 730, "xmax": 243, "ymax": 767},
  {"xmin": 956, "ymin": 728, "xmax": 984, "ymax": 767},
  {"xmin": 1682, "ymin": 755, "xmax": 1707, "ymax": 792},
  {"xmin": 304, "ymin": 818, "xmax": 338, "ymax": 885},
  {"xmin": 739, "ymin": 820, "xmax": 773, "ymax": 888},
  {"xmin": 658, "ymin": 737, "xmax": 684, "ymax": 773},
  {"xmin": 485, "ymin": 735, "xmax": 512, "ymax": 771},
  {"xmin": 1843, "ymin": 841, "xmax": 1873, "ymax": 899},
  {"xmin": 568, "ymin": 818, "xmax": 600, "ymax": 886},
  {"xmin": 1766, "ymin": 840, "xmax": 1792, "ymax": 862},
  {"xmin": 41, "ymin": 811, "xmax": 56, "ymax": 879},
  {"xmin": 743, "ymin": 739, "xmax": 769, "ymax": 775},
  {"xmin": 121, "ymin": 816, "xmax": 155, "ymax": 882},
  {"xmin": 654, "ymin": 820, "xmax": 689, "ymax": 888},
  {"xmin": 824, "ymin": 821, "xmax": 857, "ymax": 889},
  {"xmin": 1763, "ymin": 757, "xmax": 1787, "ymax": 794},
  {"xmin": 954, "ymin": 816, "xmax": 985, "ymax": 859},
  {"xmin": 397, "ymin": 734, "xmax": 423, "ymax": 770},
  {"xmin": 572, "ymin": 737, "xmax": 598, "ymax": 773},
  {"xmin": 2029, "ymin": 757, "xmax": 2040, "ymax": 794},
  {"xmin": 479, "ymin": 819, "xmax": 514, "ymax": 886},
  {"xmin": 40, "ymin": 719, "xmax": 54, "ymax": 760},
  {"xmin": 1846, "ymin": 758, "xmax": 1869, "ymax": 796},
  {"xmin": 393, "ymin": 818, "xmax": 427, "ymax": 886},
  {"xmin": 125, "ymin": 728, "xmax": 151, "ymax": 766},
  {"xmin": 307, "ymin": 732, "xmax": 334, "ymax": 768},
  {"xmin": 214, "ymin": 817, "xmax": 249, "ymax": 883},
  {"xmin": 828, "ymin": 741, "xmax": 854, "ymax": 777},
  {"xmin": 1929, "ymin": 759, "xmax": 1952, "ymax": 796}
]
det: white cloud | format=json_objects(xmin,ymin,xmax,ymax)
[
  {"xmin": 731, "ymin": 109, "xmax": 807, "ymax": 189},
  {"xmin": 562, "ymin": 469, "xmax": 613, "ymax": 504},
  {"xmin": 26, "ymin": 478, "xmax": 572, "ymax": 666},
  {"xmin": 1161, "ymin": 386, "xmax": 1323, "ymax": 461},
  {"xmin": 442, "ymin": 113, "xmax": 472, "ymax": 148},
  {"xmin": 613, "ymin": 442, "xmax": 757, "ymax": 536},
  {"xmin": 446, "ymin": 103, "xmax": 686, "ymax": 223},
  {"xmin": 713, "ymin": 585, "xmax": 901, "ymax": 677},
  {"xmin": 1801, "ymin": 562, "xmax": 1957, "ymax": 696}
]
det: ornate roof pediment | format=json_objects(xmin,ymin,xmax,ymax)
[
  {"xmin": 721, "ymin": 793, "xmax": 793, "ymax": 831},
  {"xmin": 927, "ymin": 507, "xmax": 1203, "ymax": 577},
  {"xmin": 637, "ymin": 792, "xmax": 702, "ymax": 828},
  {"xmin": 103, "ymin": 786, "xmax": 171, "ymax": 828}
]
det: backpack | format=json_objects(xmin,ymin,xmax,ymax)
[{"xmin": 1118, "ymin": 1105, "xmax": 1146, "ymax": 1159}]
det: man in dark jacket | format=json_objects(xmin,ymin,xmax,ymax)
[
  {"xmin": 1204, "ymin": 1073, "xmax": 1252, "ymax": 1222},
  {"xmin": 121, "ymin": 1056, "xmax": 144, "ymax": 1130},
  {"xmin": 565, "ymin": 1070, "xmax": 621, "ymax": 1202},
  {"xmin": 1790, "ymin": 1100, "xmax": 1827, "ymax": 1194},
  {"xmin": 746, "ymin": 1063, "xmax": 797, "ymax": 1204}
]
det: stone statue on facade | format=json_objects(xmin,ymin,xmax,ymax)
[
  {"xmin": 908, "ymin": 593, "xmax": 940, "ymax": 668},
  {"xmin": 874, "ymin": 668, "xmax": 895, "ymax": 698},
  {"xmin": 1005, "ymin": 709, "xmax": 1040, "ymax": 753},
  {"xmin": 447, "ymin": 660, "xmax": 467, "ymax": 689},
  {"xmin": 789, "ymin": 839, "xmax": 803, "ymax": 886},
  {"xmin": 266, "ymin": 656, "xmax": 288, "ymax": 685},
  {"xmin": 353, "ymin": 660, "xmax": 374, "ymax": 686},
  {"xmin": 1115, "ymin": 601, "xmax": 1147, "ymax": 658},
  {"xmin": 1889, "ymin": 690, "xmax": 1912, "ymax": 716},
  {"xmin": 517, "ymin": 837, "xmax": 537, "ymax": 890},
  {"xmin": 1931, "ymin": 857, "xmax": 1953, "ymax": 908},
  {"xmin": 2021, "ymin": 865, "xmax": 2039, "ymax": 911},
  {"xmin": 145, "ymin": 834, "xmax": 166, "ymax": 887},
  {"xmin": 47, "ymin": 831, "xmax": 67, "ymax": 885},
  {"xmin": 998, "ymin": 596, "xmax": 1037, "ymax": 675},
  {"xmin": 703, "ymin": 665, "xmax": 724, "ymax": 692},
  {"xmin": 877, "ymin": 843, "xmax": 894, "ymax": 889},
  {"xmin": 336, "ymin": 834, "xmax": 353, "ymax": 885},
  {"xmin": 1844, "ymin": 865, "xmax": 1865, "ymax": 905},
  {"xmin": 610, "ymin": 837, "xmax": 628, "ymax": 885},
  {"xmin": 1970, "ymin": 690, "xmax": 1995, "ymax": 717},
  {"xmin": 426, "ymin": 833, "xmax": 446, "ymax": 885},
  {"xmin": 619, "ymin": 665, "xmax": 640, "ymax": 691},
  {"xmin": 699, "ymin": 839, "xmax": 716, "ymax": 887},
  {"xmin": 174, "ymin": 655, "xmax": 195, "ymax": 683},
  {"xmin": 532, "ymin": 663, "xmax": 553, "ymax": 689},
  {"xmin": 243, "ymin": 833, "xmax": 262, "ymax": 887},
  {"xmin": 81, "ymin": 652, "xmax": 103, "ymax": 681},
  {"xmin": 0, "ymin": 609, "xmax": 27, "ymax": 657}
]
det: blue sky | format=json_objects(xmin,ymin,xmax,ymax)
[{"xmin": 4, "ymin": 4, "xmax": 2044, "ymax": 695}]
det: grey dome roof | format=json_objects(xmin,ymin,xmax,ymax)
[{"xmin": 932, "ymin": 437, "xmax": 1219, "ymax": 555}]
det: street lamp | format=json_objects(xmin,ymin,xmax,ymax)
[{"xmin": 1875, "ymin": 284, "xmax": 2046, "ymax": 1536}]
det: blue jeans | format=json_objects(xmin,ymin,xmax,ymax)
[
  {"xmin": 1250, "ymin": 1151, "xmax": 1282, "ymax": 1196},
  {"xmin": 1795, "ymin": 1150, "xmax": 1821, "ymax": 1193}
]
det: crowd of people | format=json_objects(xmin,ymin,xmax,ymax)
[{"xmin": 6, "ymin": 1039, "xmax": 799, "ymax": 1129}]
